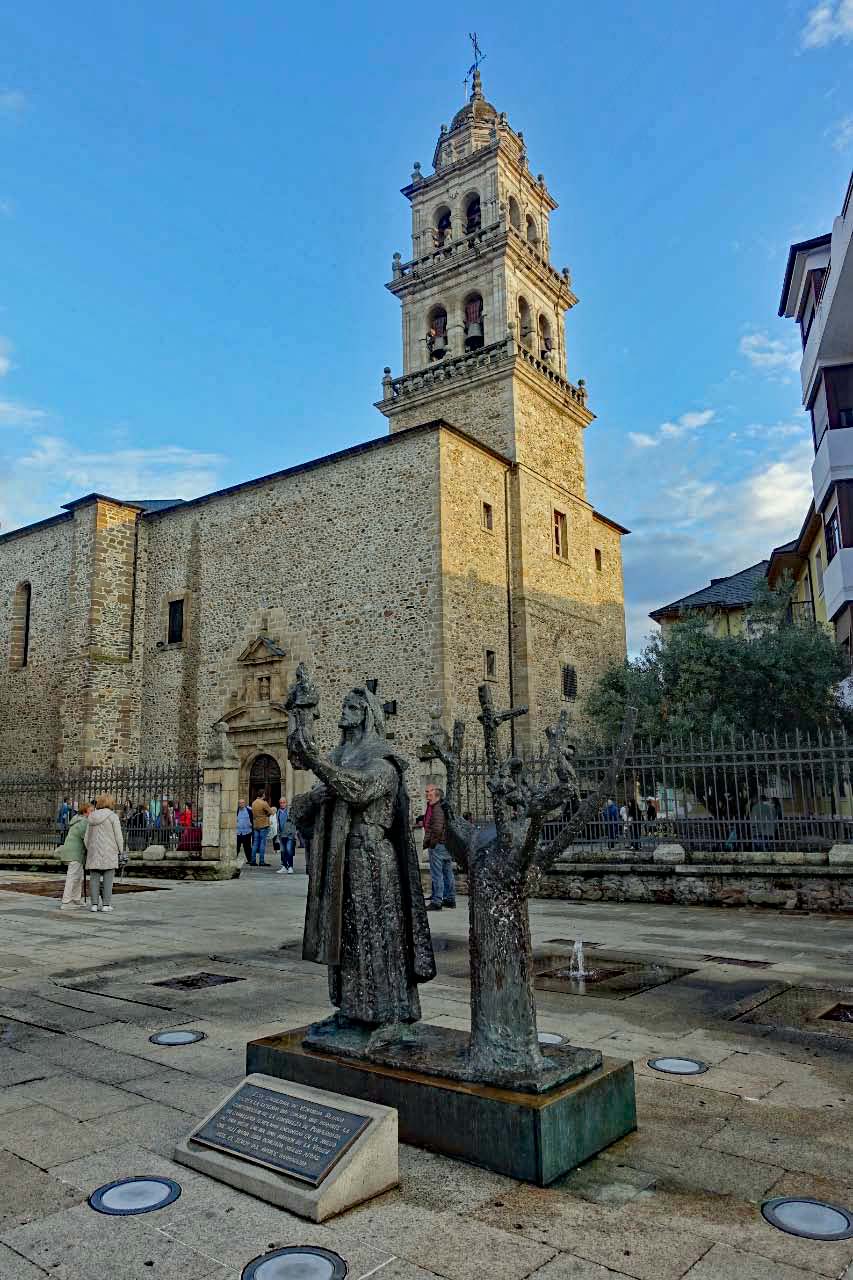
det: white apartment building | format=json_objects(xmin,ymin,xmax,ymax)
[{"xmin": 779, "ymin": 172, "xmax": 853, "ymax": 657}]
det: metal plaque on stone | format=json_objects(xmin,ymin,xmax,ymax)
[{"xmin": 188, "ymin": 1082, "xmax": 370, "ymax": 1186}]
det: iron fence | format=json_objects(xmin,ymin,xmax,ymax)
[
  {"xmin": 453, "ymin": 729, "xmax": 853, "ymax": 856},
  {"xmin": 0, "ymin": 763, "xmax": 203, "ymax": 853}
]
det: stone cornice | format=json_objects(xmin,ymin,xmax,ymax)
[{"xmin": 387, "ymin": 223, "xmax": 575, "ymax": 309}]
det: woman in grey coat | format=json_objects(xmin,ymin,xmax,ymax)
[{"xmin": 84, "ymin": 794, "xmax": 124, "ymax": 913}]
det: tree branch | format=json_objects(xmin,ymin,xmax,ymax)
[
  {"xmin": 477, "ymin": 684, "xmax": 527, "ymax": 855},
  {"xmin": 534, "ymin": 706, "xmax": 638, "ymax": 871}
]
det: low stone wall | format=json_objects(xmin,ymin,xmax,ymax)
[
  {"xmin": 425, "ymin": 845, "xmax": 853, "ymax": 912},
  {"xmin": 0, "ymin": 850, "xmax": 240, "ymax": 881}
]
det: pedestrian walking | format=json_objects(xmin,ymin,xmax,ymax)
[
  {"xmin": 603, "ymin": 797, "xmax": 620, "ymax": 848},
  {"xmin": 423, "ymin": 783, "xmax": 455, "ymax": 911},
  {"xmin": 59, "ymin": 802, "xmax": 92, "ymax": 909},
  {"xmin": 250, "ymin": 792, "xmax": 274, "ymax": 866},
  {"xmin": 275, "ymin": 798, "xmax": 297, "ymax": 874},
  {"xmin": 84, "ymin": 794, "xmax": 124, "ymax": 913},
  {"xmin": 236, "ymin": 799, "xmax": 253, "ymax": 862}
]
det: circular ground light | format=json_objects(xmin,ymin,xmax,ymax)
[
  {"xmin": 149, "ymin": 1029, "xmax": 206, "ymax": 1046},
  {"xmin": 242, "ymin": 1245, "xmax": 348, "ymax": 1279},
  {"xmin": 538, "ymin": 1031, "xmax": 565, "ymax": 1046},
  {"xmin": 762, "ymin": 1196, "xmax": 853, "ymax": 1241},
  {"xmin": 647, "ymin": 1056, "xmax": 708, "ymax": 1076},
  {"xmin": 89, "ymin": 1176, "xmax": 181, "ymax": 1216}
]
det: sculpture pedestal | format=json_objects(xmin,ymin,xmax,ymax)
[{"xmin": 247, "ymin": 1026, "xmax": 636, "ymax": 1186}]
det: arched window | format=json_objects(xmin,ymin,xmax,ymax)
[
  {"xmin": 538, "ymin": 314, "xmax": 553, "ymax": 362},
  {"xmin": 426, "ymin": 304, "xmax": 448, "ymax": 360},
  {"xmin": 508, "ymin": 196, "xmax": 521, "ymax": 231},
  {"xmin": 434, "ymin": 205, "xmax": 452, "ymax": 248},
  {"xmin": 463, "ymin": 293, "xmax": 484, "ymax": 351},
  {"xmin": 517, "ymin": 296, "xmax": 532, "ymax": 348},
  {"xmin": 526, "ymin": 214, "xmax": 539, "ymax": 245},
  {"xmin": 464, "ymin": 193, "xmax": 481, "ymax": 234},
  {"xmin": 9, "ymin": 581, "xmax": 31, "ymax": 670}
]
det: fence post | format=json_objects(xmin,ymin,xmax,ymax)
[{"xmin": 201, "ymin": 760, "xmax": 239, "ymax": 868}]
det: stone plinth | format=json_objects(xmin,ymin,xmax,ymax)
[
  {"xmin": 174, "ymin": 1072, "xmax": 398, "ymax": 1222},
  {"xmin": 247, "ymin": 1027, "xmax": 636, "ymax": 1186}
]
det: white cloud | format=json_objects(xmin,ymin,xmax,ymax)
[
  {"xmin": 628, "ymin": 408, "xmax": 715, "ymax": 449},
  {"xmin": 743, "ymin": 419, "xmax": 809, "ymax": 439},
  {"xmin": 0, "ymin": 399, "xmax": 46, "ymax": 426},
  {"xmin": 0, "ymin": 89, "xmax": 26, "ymax": 115},
  {"xmin": 801, "ymin": 0, "xmax": 853, "ymax": 47},
  {"xmin": 739, "ymin": 331, "xmax": 801, "ymax": 375},
  {"xmin": 0, "ymin": 434, "xmax": 227, "ymax": 534},
  {"xmin": 18, "ymin": 436, "xmax": 225, "ymax": 502},
  {"xmin": 0, "ymin": 338, "xmax": 11, "ymax": 378},
  {"xmin": 830, "ymin": 114, "xmax": 853, "ymax": 150}
]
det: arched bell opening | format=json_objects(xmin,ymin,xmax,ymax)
[
  {"xmin": 426, "ymin": 304, "xmax": 449, "ymax": 360},
  {"xmin": 464, "ymin": 193, "xmax": 482, "ymax": 235},
  {"xmin": 538, "ymin": 313, "xmax": 553, "ymax": 362},
  {"xmin": 463, "ymin": 292, "xmax": 485, "ymax": 351},
  {"xmin": 517, "ymin": 296, "xmax": 533, "ymax": 350},
  {"xmin": 434, "ymin": 205, "xmax": 452, "ymax": 248},
  {"xmin": 508, "ymin": 195, "xmax": 522, "ymax": 231}
]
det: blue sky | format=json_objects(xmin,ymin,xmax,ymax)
[{"xmin": 1, "ymin": 1, "xmax": 852, "ymax": 650}]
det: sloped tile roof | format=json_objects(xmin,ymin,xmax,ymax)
[{"xmin": 650, "ymin": 560, "xmax": 769, "ymax": 623}]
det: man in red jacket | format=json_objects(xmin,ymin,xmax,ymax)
[{"xmin": 423, "ymin": 783, "xmax": 456, "ymax": 911}]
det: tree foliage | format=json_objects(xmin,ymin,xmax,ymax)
[{"xmin": 586, "ymin": 578, "xmax": 852, "ymax": 742}]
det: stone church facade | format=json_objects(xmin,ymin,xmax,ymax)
[{"xmin": 0, "ymin": 71, "xmax": 627, "ymax": 800}]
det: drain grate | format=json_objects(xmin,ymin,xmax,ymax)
[
  {"xmin": 703, "ymin": 955, "xmax": 770, "ymax": 968},
  {"xmin": 151, "ymin": 972, "xmax": 243, "ymax": 991},
  {"xmin": 821, "ymin": 1003, "xmax": 853, "ymax": 1024}
]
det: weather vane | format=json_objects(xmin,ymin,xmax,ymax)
[{"xmin": 463, "ymin": 31, "xmax": 486, "ymax": 99}]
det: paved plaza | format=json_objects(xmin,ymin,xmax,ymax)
[{"xmin": 0, "ymin": 864, "xmax": 851, "ymax": 1280}]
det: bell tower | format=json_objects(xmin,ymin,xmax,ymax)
[{"xmin": 377, "ymin": 65, "xmax": 594, "ymax": 497}]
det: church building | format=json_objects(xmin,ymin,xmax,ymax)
[{"xmin": 0, "ymin": 69, "xmax": 627, "ymax": 800}]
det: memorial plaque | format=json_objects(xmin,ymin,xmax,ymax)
[{"xmin": 188, "ymin": 1082, "xmax": 370, "ymax": 1186}]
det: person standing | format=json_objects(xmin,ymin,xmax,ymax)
[
  {"xmin": 59, "ymin": 802, "xmax": 92, "ymax": 909},
  {"xmin": 250, "ymin": 791, "xmax": 274, "ymax": 866},
  {"xmin": 236, "ymin": 799, "xmax": 253, "ymax": 862},
  {"xmin": 56, "ymin": 796, "xmax": 72, "ymax": 845},
  {"xmin": 84, "ymin": 794, "xmax": 124, "ymax": 913},
  {"xmin": 603, "ymin": 797, "xmax": 620, "ymax": 849},
  {"xmin": 275, "ymin": 797, "xmax": 297, "ymax": 874},
  {"xmin": 423, "ymin": 783, "xmax": 455, "ymax": 911}
]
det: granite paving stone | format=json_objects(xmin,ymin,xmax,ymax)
[
  {"xmin": 0, "ymin": 1202, "xmax": 228, "ymax": 1280},
  {"xmin": 704, "ymin": 1122, "xmax": 853, "ymax": 1184},
  {"xmin": 0, "ymin": 1152, "xmax": 85, "ymax": 1232},
  {"xmin": 0, "ymin": 1242, "xmax": 52, "ymax": 1279},
  {"xmin": 525, "ymin": 1257, "xmax": 637, "ymax": 1280},
  {"xmin": 681, "ymin": 1241, "xmax": 822, "ymax": 1279},
  {"xmin": 0, "ymin": 1105, "xmax": 127, "ymax": 1167},
  {"xmin": 116, "ymin": 1068, "xmax": 232, "ymax": 1116},
  {"xmin": 0, "ymin": 1074, "xmax": 150, "ymax": 1121}
]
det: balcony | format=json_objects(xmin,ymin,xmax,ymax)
[
  {"xmin": 785, "ymin": 599, "xmax": 817, "ymax": 627},
  {"xmin": 812, "ymin": 426, "xmax": 853, "ymax": 509},
  {"xmin": 822, "ymin": 547, "xmax": 853, "ymax": 622}
]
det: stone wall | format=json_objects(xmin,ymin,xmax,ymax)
[
  {"xmin": 137, "ymin": 429, "xmax": 445, "ymax": 771},
  {"xmin": 0, "ymin": 515, "xmax": 74, "ymax": 771}
]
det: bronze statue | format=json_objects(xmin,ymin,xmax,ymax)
[{"xmin": 285, "ymin": 667, "xmax": 435, "ymax": 1051}]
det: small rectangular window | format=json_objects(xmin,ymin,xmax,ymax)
[
  {"xmin": 594, "ymin": 548, "xmax": 603, "ymax": 572},
  {"xmin": 553, "ymin": 509, "xmax": 568, "ymax": 560},
  {"xmin": 167, "ymin": 598, "xmax": 185, "ymax": 645},
  {"xmin": 258, "ymin": 675, "xmax": 271, "ymax": 701},
  {"xmin": 484, "ymin": 649, "xmax": 497, "ymax": 680},
  {"xmin": 816, "ymin": 550, "xmax": 825, "ymax": 597},
  {"xmin": 826, "ymin": 509, "xmax": 841, "ymax": 563},
  {"xmin": 481, "ymin": 501, "xmax": 494, "ymax": 531},
  {"xmin": 561, "ymin": 663, "xmax": 577, "ymax": 700}
]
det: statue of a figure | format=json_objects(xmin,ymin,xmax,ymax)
[{"xmin": 286, "ymin": 672, "xmax": 435, "ymax": 1051}]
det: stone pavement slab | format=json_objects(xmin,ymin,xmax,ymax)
[
  {"xmin": 472, "ymin": 1187, "xmax": 714, "ymax": 1280},
  {"xmin": 682, "ymin": 1241, "xmax": 820, "ymax": 1279},
  {"xmin": 0, "ymin": 1152, "xmax": 84, "ymax": 1232},
  {"xmin": 0, "ymin": 1242, "xmax": 52, "ymax": 1279},
  {"xmin": 0, "ymin": 1073, "xmax": 150, "ymax": 1121},
  {"xmin": 116, "ymin": 1068, "xmax": 232, "ymax": 1116},
  {"xmin": 341, "ymin": 1195, "xmax": 557, "ymax": 1280},
  {"xmin": 0, "ymin": 1202, "xmax": 228, "ymax": 1280},
  {"xmin": 0, "ymin": 1048, "xmax": 58, "ymax": 1088},
  {"xmin": 0, "ymin": 1105, "xmax": 124, "ymax": 1168},
  {"xmin": 526, "ymin": 1257, "xmax": 635, "ymax": 1280}
]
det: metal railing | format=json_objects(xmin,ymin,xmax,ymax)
[
  {"xmin": 453, "ymin": 729, "xmax": 853, "ymax": 856},
  {"xmin": 0, "ymin": 763, "xmax": 203, "ymax": 853}
]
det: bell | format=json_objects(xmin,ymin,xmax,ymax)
[
  {"xmin": 466, "ymin": 320, "xmax": 483, "ymax": 339},
  {"xmin": 432, "ymin": 333, "xmax": 447, "ymax": 352}
]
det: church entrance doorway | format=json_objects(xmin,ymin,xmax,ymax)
[{"xmin": 249, "ymin": 754, "xmax": 282, "ymax": 806}]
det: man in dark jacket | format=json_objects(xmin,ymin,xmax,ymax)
[{"xmin": 423, "ymin": 783, "xmax": 455, "ymax": 911}]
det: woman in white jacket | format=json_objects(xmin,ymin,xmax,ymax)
[{"xmin": 84, "ymin": 794, "xmax": 124, "ymax": 913}]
